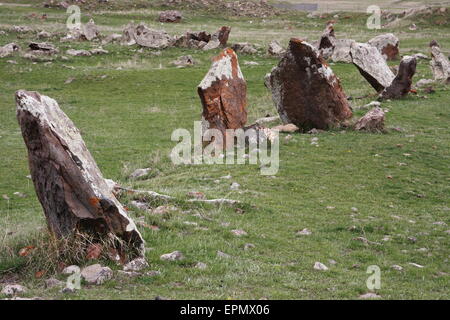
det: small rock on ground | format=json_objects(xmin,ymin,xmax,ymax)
[
  {"xmin": 359, "ymin": 292, "xmax": 382, "ymax": 299},
  {"xmin": 160, "ymin": 251, "xmax": 184, "ymax": 261},
  {"xmin": 231, "ymin": 229, "xmax": 247, "ymax": 236},
  {"xmin": 123, "ymin": 257, "xmax": 149, "ymax": 272},
  {"xmin": 313, "ymin": 262, "xmax": 329, "ymax": 271},
  {"xmin": 80, "ymin": 264, "xmax": 113, "ymax": 285},
  {"xmin": 1, "ymin": 284, "xmax": 27, "ymax": 296}
]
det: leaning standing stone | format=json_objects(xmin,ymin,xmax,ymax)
[
  {"xmin": 15, "ymin": 90, "xmax": 144, "ymax": 259},
  {"xmin": 350, "ymin": 42, "xmax": 395, "ymax": 92}
]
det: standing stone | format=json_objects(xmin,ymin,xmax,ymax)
[
  {"xmin": 350, "ymin": 42, "xmax": 395, "ymax": 92},
  {"xmin": 354, "ymin": 107, "xmax": 385, "ymax": 132},
  {"xmin": 15, "ymin": 90, "xmax": 144, "ymax": 259},
  {"xmin": 430, "ymin": 40, "xmax": 450, "ymax": 83},
  {"xmin": 265, "ymin": 38, "xmax": 352, "ymax": 131},
  {"xmin": 382, "ymin": 56, "xmax": 417, "ymax": 99},
  {"xmin": 318, "ymin": 21, "xmax": 336, "ymax": 60},
  {"xmin": 198, "ymin": 48, "xmax": 247, "ymax": 147},
  {"xmin": 158, "ymin": 10, "xmax": 182, "ymax": 23},
  {"xmin": 367, "ymin": 33, "xmax": 399, "ymax": 60}
]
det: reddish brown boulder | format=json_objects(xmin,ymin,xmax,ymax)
[
  {"xmin": 265, "ymin": 38, "xmax": 352, "ymax": 131},
  {"xmin": 198, "ymin": 48, "xmax": 247, "ymax": 147},
  {"xmin": 15, "ymin": 90, "xmax": 144, "ymax": 259},
  {"xmin": 382, "ymin": 55, "xmax": 417, "ymax": 99},
  {"xmin": 368, "ymin": 33, "xmax": 399, "ymax": 61}
]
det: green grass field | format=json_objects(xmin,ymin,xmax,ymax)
[{"xmin": 0, "ymin": 1, "xmax": 449, "ymax": 299}]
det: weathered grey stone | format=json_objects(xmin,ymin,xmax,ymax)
[
  {"xmin": 160, "ymin": 251, "xmax": 184, "ymax": 261},
  {"xmin": 0, "ymin": 43, "xmax": 20, "ymax": 58},
  {"xmin": 102, "ymin": 33, "xmax": 122, "ymax": 45},
  {"xmin": 350, "ymin": 42, "xmax": 395, "ymax": 92},
  {"xmin": 368, "ymin": 33, "xmax": 399, "ymax": 60},
  {"xmin": 122, "ymin": 23, "xmax": 173, "ymax": 49},
  {"xmin": 44, "ymin": 278, "xmax": 64, "ymax": 289},
  {"xmin": 81, "ymin": 264, "xmax": 113, "ymax": 285},
  {"xmin": 62, "ymin": 265, "xmax": 80, "ymax": 275},
  {"xmin": 123, "ymin": 257, "xmax": 149, "ymax": 272},
  {"xmin": 37, "ymin": 30, "xmax": 52, "ymax": 39},
  {"xmin": 1, "ymin": 284, "xmax": 27, "ymax": 296},
  {"xmin": 268, "ymin": 40, "xmax": 285, "ymax": 56},
  {"xmin": 331, "ymin": 39, "xmax": 355, "ymax": 63},
  {"xmin": 66, "ymin": 49, "xmax": 92, "ymax": 56},
  {"xmin": 416, "ymin": 79, "xmax": 434, "ymax": 87},
  {"xmin": 15, "ymin": 91, "xmax": 144, "ymax": 257},
  {"xmin": 430, "ymin": 40, "xmax": 450, "ymax": 82},
  {"xmin": 81, "ymin": 19, "xmax": 100, "ymax": 41},
  {"xmin": 313, "ymin": 262, "xmax": 329, "ymax": 271},
  {"xmin": 354, "ymin": 107, "xmax": 385, "ymax": 132},
  {"xmin": 232, "ymin": 42, "xmax": 258, "ymax": 54},
  {"xmin": 158, "ymin": 10, "xmax": 182, "ymax": 23},
  {"xmin": 129, "ymin": 168, "xmax": 151, "ymax": 179},
  {"xmin": 202, "ymin": 39, "xmax": 221, "ymax": 51}
]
